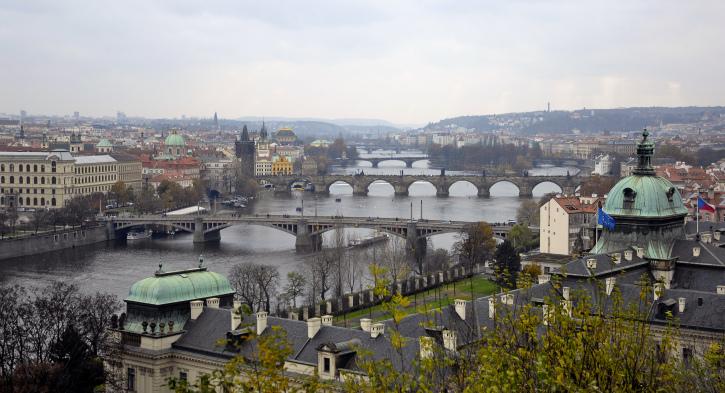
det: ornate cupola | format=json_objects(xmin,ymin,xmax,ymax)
[{"xmin": 591, "ymin": 130, "xmax": 688, "ymax": 279}]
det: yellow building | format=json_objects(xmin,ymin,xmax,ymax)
[
  {"xmin": 271, "ymin": 155, "xmax": 293, "ymax": 175},
  {"xmin": 0, "ymin": 150, "xmax": 142, "ymax": 209}
]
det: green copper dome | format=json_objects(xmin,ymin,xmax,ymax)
[
  {"xmin": 164, "ymin": 132, "xmax": 186, "ymax": 146},
  {"xmin": 125, "ymin": 267, "xmax": 234, "ymax": 306},
  {"xmin": 604, "ymin": 175, "xmax": 687, "ymax": 218}
]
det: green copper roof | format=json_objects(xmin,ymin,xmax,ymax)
[
  {"xmin": 125, "ymin": 267, "xmax": 234, "ymax": 306},
  {"xmin": 164, "ymin": 132, "xmax": 186, "ymax": 146},
  {"xmin": 96, "ymin": 138, "xmax": 112, "ymax": 147},
  {"xmin": 604, "ymin": 174, "xmax": 687, "ymax": 218}
]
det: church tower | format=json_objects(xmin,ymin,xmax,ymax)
[{"xmin": 235, "ymin": 125, "xmax": 255, "ymax": 177}]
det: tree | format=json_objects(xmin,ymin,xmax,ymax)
[
  {"xmin": 283, "ymin": 272, "xmax": 306, "ymax": 308},
  {"xmin": 229, "ymin": 263, "xmax": 280, "ymax": 312},
  {"xmin": 492, "ymin": 240, "xmax": 520, "ymax": 288},
  {"xmin": 579, "ymin": 175, "xmax": 616, "ymax": 197},
  {"xmin": 30, "ymin": 209, "xmax": 50, "ymax": 234},
  {"xmin": 304, "ymin": 251, "xmax": 334, "ymax": 303},
  {"xmin": 425, "ymin": 248, "xmax": 450, "ymax": 273},
  {"xmin": 516, "ymin": 199, "xmax": 540, "ymax": 226},
  {"xmin": 110, "ymin": 181, "xmax": 132, "ymax": 206},
  {"xmin": 508, "ymin": 224, "xmax": 534, "ymax": 252},
  {"xmin": 455, "ymin": 222, "xmax": 497, "ymax": 267}
]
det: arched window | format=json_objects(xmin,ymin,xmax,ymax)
[
  {"xmin": 40, "ymin": 197, "xmax": 45, "ymax": 206},
  {"xmin": 51, "ymin": 161, "xmax": 57, "ymax": 173},
  {"xmin": 33, "ymin": 177, "xmax": 37, "ymax": 184},
  {"xmin": 51, "ymin": 198, "xmax": 56, "ymax": 206},
  {"xmin": 18, "ymin": 197, "xmax": 23, "ymax": 205},
  {"xmin": 0, "ymin": 164, "xmax": 4, "ymax": 171},
  {"xmin": 51, "ymin": 177, "xmax": 56, "ymax": 185},
  {"xmin": 41, "ymin": 177, "xmax": 45, "ymax": 185},
  {"xmin": 9, "ymin": 164, "xmax": 14, "ymax": 172},
  {"xmin": 623, "ymin": 188, "xmax": 636, "ymax": 210},
  {"xmin": 41, "ymin": 164, "xmax": 45, "ymax": 172},
  {"xmin": 0, "ymin": 176, "xmax": 4, "ymax": 183},
  {"xmin": 19, "ymin": 176, "xmax": 23, "ymax": 184},
  {"xmin": 25, "ymin": 164, "xmax": 30, "ymax": 172},
  {"xmin": 26, "ymin": 177, "xmax": 30, "ymax": 184},
  {"xmin": 18, "ymin": 165, "xmax": 23, "ymax": 172},
  {"xmin": 9, "ymin": 176, "xmax": 14, "ymax": 184},
  {"xmin": 33, "ymin": 165, "xmax": 37, "ymax": 172},
  {"xmin": 33, "ymin": 197, "xmax": 37, "ymax": 205}
]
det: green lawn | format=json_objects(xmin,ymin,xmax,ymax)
[{"xmin": 334, "ymin": 275, "xmax": 498, "ymax": 326}]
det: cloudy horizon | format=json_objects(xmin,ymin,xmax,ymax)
[{"xmin": 2, "ymin": 1, "xmax": 724, "ymax": 124}]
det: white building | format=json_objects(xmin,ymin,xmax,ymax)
[
  {"xmin": 539, "ymin": 195, "xmax": 602, "ymax": 256},
  {"xmin": 593, "ymin": 154, "xmax": 615, "ymax": 176}
]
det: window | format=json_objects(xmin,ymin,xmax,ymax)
[
  {"xmin": 682, "ymin": 347, "xmax": 693, "ymax": 366},
  {"xmin": 33, "ymin": 177, "xmax": 37, "ymax": 184},
  {"xmin": 40, "ymin": 165, "xmax": 45, "ymax": 172},
  {"xmin": 33, "ymin": 164, "xmax": 37, "ymax": 172},
  {"xmin": 51, "ymin": 177, "xmax": 56, "ymax": 185},
  {"xmin": 0, "ymin": 176, "xmax": 3, "ymax": 183},
  {"xmin": 623, "ymin": 187, "xmax": 636, "ymax": 209},
  {"xmin": 127, "ymin": 368, "xmax": 136, "ymax": 391},
  {"xmin": 26, "ymin": 164, "xmax": 30, "ymax": 172},
  {"xmin": 323, "ymin": 357, "xmax": 331, "ymax": 373},
  {"xmin": 51, "ymin": 161, "xmax": 56, "ymax": 173},
  {"xmin": 179, "ymin": 371, "xmax": 187, "ymax": 381},
  {"xmin": 41, "ymin": 177, "xmax": 45, "ymax": 184},
  {"xmin": 51, "ymin": 198, "xmax": 56, "ymax": 206},
  {"xmin": 0, "ymin": 164, "xmax": 3, "ymax": 171}
]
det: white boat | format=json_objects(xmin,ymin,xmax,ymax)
[{"xmin": 127, "ymin": 229, "xmax": 152, "ymax": 240}]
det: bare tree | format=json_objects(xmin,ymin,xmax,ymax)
[
  {"xmin": 304, "ymin": 251, "xmax": 334, "ymax": 303},
  {"xmin": 331, "ymin": 225, "xmax": 347, "ymax": 298},
  {"xmin": 283, "ymin": 272, "xmax": 306, "ymax": 308},
  {"xmin": 229, "ymin": 262, "xmax": 262, "ymax": 311},
  {"xmin": 378, "ymin": 237, "xmax": 411, "ymax": 291},
  {"xmin": 254, "ymin": 265, "xmax": 279, "ymax": 312}
]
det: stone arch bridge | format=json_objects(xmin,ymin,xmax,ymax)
[
  {"xmin": 106, "ymin": 214, "xmax": 522, "ymax": 256},
  {"xmin": 352, "ymin": 156, "xmax": 430, "ymax": 168},
  {"xmin": 258, "ymin": 174, "xmax": 580, "ymax": 197}
]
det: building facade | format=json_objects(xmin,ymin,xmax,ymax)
[{"xmin": 539, "ymin": 195, "xmax": 599, "ymax": 255}]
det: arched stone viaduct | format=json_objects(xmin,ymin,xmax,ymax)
[
  {"xmin": 258, "ymin": 174, "xmax": 581, "ymax": 197},
  {"xmin": 352, "ymin": 156, "xmax": 430, "ymax": 168}
]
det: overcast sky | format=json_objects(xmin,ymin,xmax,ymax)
[{"xmin": 1, "ymin": 1, "xmax": 724, "ymax": 124}]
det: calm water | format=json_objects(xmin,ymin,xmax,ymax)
[{"xmin": 0, "ymin": 155, "xmax": 575, "ymax": 299}]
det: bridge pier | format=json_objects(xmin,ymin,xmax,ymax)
[
  {"xmin": 312, "ymin": 182, "xmax": 328, "ymax": 195},
  {"xmin": 352, "ymin": 183, "xmax": 368, "ymax": 196},
  {"xmin": 477, "ymin": 187, "xmax": 490, "ymax": 198},
  {"xmin": 562, "ymin": 186, "xmax": 576, "ymax": 196},
  {"xmin": 295, "ymin": 219, "xmax": 322, "ymax": 253},
  {"xmin": 519, "ymin": 185, "xmax": 534, "ymax": 198},
  {"xmin": 193, "ymin": 217, "xmax": 222, "ymax": 243},
  {"xmin": 406, "ymin": 222, "xmax": 428, "ymax": 270},
  {"xmin": 394, "ymin": 184, "xmax": 408, "ymax": 196},
  {"xmin": 436, "ymin": 184, "xmax": 449, "ymax": 197}
]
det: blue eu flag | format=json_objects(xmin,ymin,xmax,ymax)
[{"xmin": 598, "ymin": 208, "xmax": 615, "ymax": 230}]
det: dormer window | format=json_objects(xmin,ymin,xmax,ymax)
[
  {"xmin": 666, "ymin": 187, "xmax": 675, "ymax": 202},
  {"xmin": 623, "ymin": 188, "xmax": 636, "ymax": 209}
]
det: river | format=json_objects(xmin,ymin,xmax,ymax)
[{"xmin": 0, "ymin": 151, "xmax": 578, "ymax": 300}]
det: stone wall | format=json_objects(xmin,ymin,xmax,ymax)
[
  {"xmin": 0, "ymin": 225, "xmax": 113, "ymax": 261},
  {"xmin": 280, "ymin": 262, "xmax": 489, "ymax": 320}
]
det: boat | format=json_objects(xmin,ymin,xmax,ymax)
[
  {"xmin": 335, "ymin": 198, "xmax": 342, "ymax": 202},
  {"xmin": 348, "ymin": 233, "xmax": 389, "ymax": 248},
  {"xmin": 127, "ymin": 229, "xmax": 152, "ymax": 240},
  {"xmin": 292, "ymin": 185, "xmax": 305, "ymax": 191}
]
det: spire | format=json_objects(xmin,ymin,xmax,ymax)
[
  {"xmin": 633, "ymin": 128, "xmax": 655, "ymax": 176},
  {"xmin": 241, "ymin": 125, "xmax": 249, "ymax": 141},
  {"xmin": 260, "ymin": 119, "xmax": 268, "ymax": 140}
]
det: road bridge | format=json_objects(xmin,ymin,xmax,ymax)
[
  {"xmin": 257, "ymin": 174, "xmax": 581, "ymax": 197},
  {"xmin": 105, "ymin": 214, "xmax": 523, "ymax": 256}
]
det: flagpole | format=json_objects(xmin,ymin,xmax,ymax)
[{"xmin": 696, "ymin": 192, "xmax": 699, "ymax": 235}]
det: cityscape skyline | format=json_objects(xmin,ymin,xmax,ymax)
[{"xmin": 3, "ymin": 1, "xmax": 725, "ymax": 124}]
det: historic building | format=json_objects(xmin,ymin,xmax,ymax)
[
  {"xmin": 234, "ymin": 125, "xmax": 255, "ymax": 178},
  {"xmin": 0, "ymin": 149, "xmax": 141, "ymax": 209},
  {"xmin": 271, "ymin": 155, "xmax": 293, "ymax": 175},
  {"xmin": 539, "ymin": 194, "xmax": 601, "ymax": 256}
]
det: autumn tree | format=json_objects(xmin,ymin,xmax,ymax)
[
  {"xmin": 492, "ymin": 240, "xmax": 520, "ymax": 289},
  {"xmin": 455, "ymin": 222, "xmax": 497, "ymax": 267}
]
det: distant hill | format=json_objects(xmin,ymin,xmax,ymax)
[{"xmin": 424, "ymin": 106, "xmax": 725, "ymax": 134}]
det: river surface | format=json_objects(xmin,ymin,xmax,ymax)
[{"xmin": 0, "ymin": 152, "xmax": 578, "ymax": 300}]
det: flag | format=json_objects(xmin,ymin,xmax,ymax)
[
  {"xmin": 598, "ymin": 208, "xmax": 616, "ymax": 230},
  {"xmin": 698, "ymin": 197, "xmax": 716, "ymax": 213}
]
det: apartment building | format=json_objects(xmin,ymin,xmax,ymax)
[{"xmin": 539, "ymin": 195, "xmax": 601, "ymax": 255}]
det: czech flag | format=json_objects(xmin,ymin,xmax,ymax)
[{"xmin": 698, "ymin": 197, "xmax": 716, "ymax": 213}]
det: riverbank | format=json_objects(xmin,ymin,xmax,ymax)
[{"xmin": 0, "ymin": 225, "xmax": 113, "ymax": 261}]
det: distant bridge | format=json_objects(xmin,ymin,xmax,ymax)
[
  {"xmin": 257, "ymin": 174, "xmax": 581, "ymax": 197},
  {"xmin": 106, "ymin": 214, "xmax": 525, "ymax": 256},
  {"xmin": 351, "ymin": 156, "xmax": 430, "ymax": 168}
]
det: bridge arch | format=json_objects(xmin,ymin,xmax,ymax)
[
  {"xmin": 364, "ymin": 179, "xmax": 395, "ymax": 196},
  {"xmin": 376, "ymin": 159, "xmax": 408, "ymax": 168},
  {"xmin": 354, "ymin": 159, "xmax": 374, "ymax": 167},
  {"xmin": 327, "ymin": 180, "xmax": 354, "ymax": 195},
  {"xmin": 531, "ymin": 180, "xmax": 563, "ymax": 196},
  {"xmin": 409, "ymin": 158, "xmax": 429, "ymax": 168},
  {"xmin": 448, "ymin": 180, "xmax": 479, "ymax": 197},
  {"xmin": 407, "ymin": 180, "xmax": 436, "ymax": 196},
  {"xmin": 488, "ymin": 180, "xmax": 521, "ymax": 197}
]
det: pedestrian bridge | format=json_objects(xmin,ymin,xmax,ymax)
[
  {"xmin": 105, "ymin": 214, "xmax": 524, "ymax": 254},
  {"xmin": 257, "ymin": 174, "xmax": 580, "ymax": 197}
]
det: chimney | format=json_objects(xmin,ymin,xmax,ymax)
[
  {"xmin": 717, "ymin": 285, "xmax": 725, "ymax": 295},
  {"xmin": 190, "ymin": 300, "xmax": 204, "ymax": 320},
  {"xmin": 307, "ymin": 317, "xmax": 321, "ymax": 339},
  {"xmin": 635, "ymin": 247, "xmax": 644, "ymax": 258},
  {"xmin": 702, "ymin": 233, "xmax": 712, "ymax": 244},
  {"xmin": 624, "ymin": 250, "xmax": 633, "ymax": 261},
  {"xmin": 360, "ymin": 318, "xmax": 372, "ymax": 332},
  {"xmin": 321, "ymin": 315, "xmax": 333, "ymax": 326},
  {"xmin": 442, "ymin": 330, "xmax": 457, "ymax": 352},
  {"xmin": 693, "ymin": 246, "xmax": 701, "ymax": 258},
  {"xmin": 454, "ymin": 299, "xmax": 466, "ymax": 321},
  {"xmin": 206, "ymin": 297, "xmax": 220, "ymax": 309},
  {"xmin": 605, "ymin": 277, "xmax": 616, "ymax": 296},
  {"xmin": 538, "ymin": 274, "xmax": 551, "ymax": 285},
  {"xmin": 419, "ymin": 336, "xmax": 434, "ymax": 359},
  {"xmin": 233, "ymin": 300, "xmax": 241, "ymax": 310},
  {"xmin": 371, "ymin": 323, "xmax": 385, "ymax": 338},
  {"xmin": 653, "ymin": 282, "xmax": 664, "ymax": 301},
  {"xmin": 256, "ymin": 311, "xmax": 268, "ymax": 335},
  {"xmin": 231, "ymin": 304, "xmax": 242, "ymax": 330},
  {"xmin": 562, "ymin": 287, "xmax": 570, "ymax": 301},
  {"xmin": 612, "ymin": 253, "xmax": 621, "ymax": 264},
  {"xmin": 488, "ymin": 297, "xmax": 495, "ymax": 319},
  {"xmin": 678, "ymin": 298, "xmax": 686, "ymax": 313},
  {"xmin": 714, "ymin": 231, "xmax": 721, "ymax": 241},
  {"xmin": 586, "ymin": 258, "xmax": 597, "ymax": 269}
]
